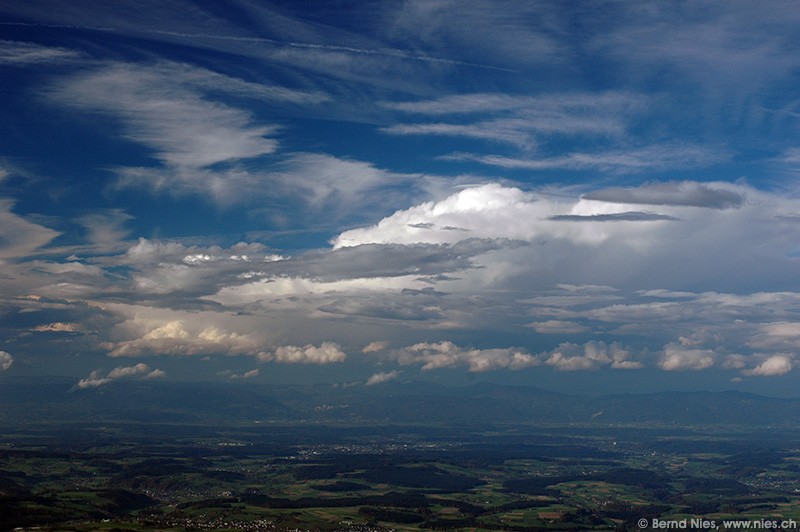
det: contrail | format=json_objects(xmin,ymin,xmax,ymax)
[{"xmin": 0, "ymin": 21, "xmax": 519, "ymax": 73}]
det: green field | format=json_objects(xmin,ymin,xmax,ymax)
[{"xmin": 3, "ymin": 423, "xmax": 800, "ymax": 531}]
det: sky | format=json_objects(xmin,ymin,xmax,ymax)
[{"xmin": 2, "ymin": 0, "xmax": 800, "ymax": 395}]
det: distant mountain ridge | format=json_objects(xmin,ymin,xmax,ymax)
[{"xmin": 0, "ymin": 376, "xmax": 797, "ymax": 427}]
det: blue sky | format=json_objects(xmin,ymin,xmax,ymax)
[{"xmin": 2, "ymin": 0, "xmax": 800, "ymax": 395}]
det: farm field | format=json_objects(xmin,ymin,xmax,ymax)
[{"xmin": 3, "ymin": 420, "xmax": 800, "ymax": 531}]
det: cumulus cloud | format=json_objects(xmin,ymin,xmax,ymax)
[
  {"xmin": 9, "ymin": 179, "xmax": 800, "ymax": 381},
  {"xmin": 332, "ymin": 182, "xmax": 800, "ymax": 298},
  {"xmin": 145, "ymin": 368, "xmax": 167, "ymax": 379},
  {"xmin": 362, "ymin": 341, "xmax": 390, "ymax": 353},
  {"xmin": 746, "ymin": 322, "xmax": 800, "ymax": 350},
  {"xmin": 1, "ymin": 0, "xmax": 799, "ymax": 393},
  {"xmin": 0, "ymin": 351, "xmax": 12, "ymax": 371},
  {"xmin": 124, "ymin": 238, "xmax": 272, "ymax": 265},
  {"xmin": 333, "ymin": 184, "xmax": 549, "ymax": 248},
  {"xmin": 393, "ymin": 341, "xmax": 538, "ymax": 372},
  {"xmin": 659, "ymin": 343, "xmax": 717, "ymax": 371},
  {"xmin": 77, "ymin": 363, "xmax": 164, "ymax": 388},
  {"xmin": 744, "ymin": 355, "xmax": 794, "ymax": 376},
  {"xmin": 104, "ymin": 317, "xmax": 262, "ymax": 357},
  {"xmin": 332, "ymin": 182, "xmax": 702, "ymax": 248},
  {"xmin": 365, "ymin": 370, "xmax": 400, "ymax": 386},
  {"xmin": 32, "ymin": 322, "xmax": 81, "ymax": 333},
  {"xmin": 259, "ymin": 342, "xmax": 347, "ymax": 364},
  {"xmin": 101, "ymin": 238, "xmax": 289, "ymax": 300},
  {"xmin": 722, "ymin": 354, "xmax": 748, "ymax": 370},
  {"xmin": 210, "ymin": 275, "xmax": 428, "ymax": 307},
  {"xmin": 543, "ymin": 341, "xmax": 641, "ymax": 371},
  {"xmin": 226, "ymin": 368, "xmax": 260, "ymax": 379}
]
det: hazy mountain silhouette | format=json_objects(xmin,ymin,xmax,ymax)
[{"xmin": 1, "ymin": 376, "xmax": 796, "ymax": 427}]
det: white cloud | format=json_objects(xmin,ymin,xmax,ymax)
[
  {"xmin": 722, "ymin": 354, "xmax": 748, "ymax": 370},
  {"xmin": 123, "ymin": 238, "xmax": 273, "ymax": 265},
  {"xmin": 527, "ymin": 320, "xmax": 590, "ymax": 334},
  {"xmin": 388, "ymin": 0, "xmax": 565, "ymax": 66},
  {"xmin": 106, "ymin": 363, "xmax": 152, "ymax": 379},
  {"xmin": 124, "ymin": 238, "xmax": 190, "ymax": 262},
  {"xmin": 33, "ymin": 322, "xmax": 81, "ymax": 333},
  {"xmin": 393, "ymin": 341, "xmax": 538, "ymax": 372},
  {"xmin": 77, "ymin": 362, "xmax": 164, "ymax": 388},
  {"xmin": 107, "ymin": 239, "xmax": 286, "ymax": 297},
  {"xmin": 659, "ymin": 343, "xmax": 716, "ymax": 371},
  {"xmin": 362, "ymin": 341, "xmax": 390, "ymax": 353},
  {"xmin": 0, "ymin": 351, "xmax": 12, "ymax": 371},
  {"xmin": 386, "ymin": 91, "xmax": 643, "ymax": 116},
  {"xmin": 336, "ymin": 181, "xmax": 748, "ymax": 249},
  {"xmin": 333, "ymin": 184, "xmax": 551, "ymax": 248},
  {"xmin": 595, "ymin": 1, "xmax": 800, "ymax": 99},
  {"xmin": 227, "ymin": 368, "xmax": 260, "ymax": 379},
  {"xmin": 0, "ymin": 199, "xmax": 60, "ymax": 259},
  {"xmin": 52, "ymin": 62, "xmax": 278, "ymax": 168},
  {"xmin": 384, "ymin": 91, "xmax": 644, "ymax": 151},
  {"xmin": 744, "ymin": 355, "xmax": 794, "ymax": 376},
  {"xmin": 114, "ymin": 151, "xmax": 423, "ymax": 212},
  {"xmin": 209, "ymin": 275, "xmax": 427, "ymax": 306},
  {"xmin": 268, "ymin": 153, "xmax": 420, "ymax": 207},
  {"xmin": 382, "ymin": 121, "xmax": 537, "ymax": 150},
  {"xmin": 76, "ymin": 371, "xmax": 111, "ymax": 389},
  {"xmin": 9, "ymin": 178, "xmax": 800, "ymax": 380},
  {"xmin": 442, "ymin": 143, "xmax": 726, "ymax": 173},
  {"xmin": 333, "ymin": 181, "xmax": 800, "ymax": 300},
  {"xmin": 543, "ymin": 341, "xmax": 640, "ymax": 371},
  {"xmin": 259, "ymin": 342, "xmax": 346, "ymax": 364},
  {"xmin": 76, "ymin": 210, "xmax": 134, "ymax": 248},
  {"xmin": 778, "ymin": 147, "xmax": 800, "ymax": 166},
  {"xmin": 584, "ymin": 182, "xmax": 743, "ymax": 209},
  {"xmin": 636, "ymin": 289, "xmax": 697, "ymax": 299},
  {"xmin": 45, "ymin": 61, "xmax": 315, "ymax": 203},
  {"xmin": 365, "ymin": 370, "xmax": 400, "ymax": 386},
  {"xmin": 747, "ymin": 322, "xmax": 800, "ymax": 350},
  {"xmin": 0, "ymin": 40, "xmax": 83, "ymax": 64},
  {"xmin": 145, "ymin": 368, "xmax": 167, "ymax": 379},
  {"xmin": 104, "ymin": 317, "xmax": 262, "ymax": 358}
]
